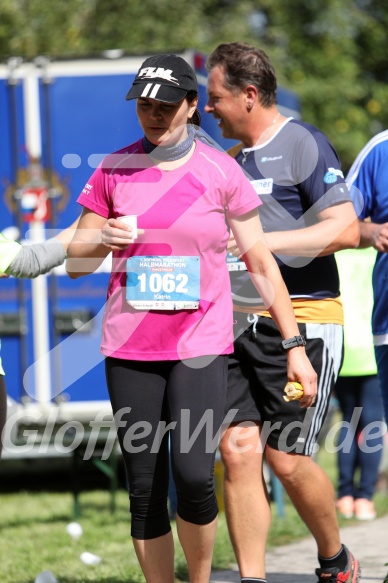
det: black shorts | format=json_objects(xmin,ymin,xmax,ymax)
[{"xmin": 225, "ymin": 313, "xmax": 343, "ymax": 455}]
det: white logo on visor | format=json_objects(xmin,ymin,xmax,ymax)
[{"xmin": 138, "ymin": 67, "xmax": 179, "ymax": 85}]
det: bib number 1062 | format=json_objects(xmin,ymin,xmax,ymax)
[{"xmin": 138, "ymin": 272, "xmax": 189, "ymax": 294}]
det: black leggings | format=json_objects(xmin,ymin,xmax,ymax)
[
  {"xmin": 105, "ymin": 355, "xmax": 228, "ymax": 540},
  {"xmin": 0, "ymin": 375, "xmax": 7, "ymax": 458}
]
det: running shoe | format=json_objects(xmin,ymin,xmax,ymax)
[{"xmin": 315, "ymin": 545, "xmax": 360, "ymax": 582}]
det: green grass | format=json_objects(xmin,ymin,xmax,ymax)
[
  {"xmin": 1, "ymin": 490, "xmax": 139, "ymax": 583},
  {"xmin": 1, "ymin": 448, "xmax": 387, "ymax": 583}
]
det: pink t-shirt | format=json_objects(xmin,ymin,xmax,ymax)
[{"xmin": 77, "ymin": 139, "xmax": 261, "ymax": 361}]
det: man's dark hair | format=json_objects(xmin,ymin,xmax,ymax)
[{"xmin": 206, "ymin": 42, "xmax": 277, "ymax": 108}]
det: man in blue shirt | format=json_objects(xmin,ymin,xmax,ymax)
[
  {"xmin": 347, "ymin": 132, "xmax": 388, "ymax": 582},
  {"xmin": 347, "ymin": 129, "xmax": 388, "ymax": 426}
]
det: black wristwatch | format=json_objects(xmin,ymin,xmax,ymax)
[{"xmin": 281, "ymin": 335, "xmax": 306, "ymax": 351}]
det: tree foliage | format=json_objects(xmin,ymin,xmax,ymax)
[
  {"xmin": 253, "ymin": 0, "xmax": 388, "ymax": 168},
  {"xmin": 0, "ymin": 0, "xmax": 387, "ymax": 169}
]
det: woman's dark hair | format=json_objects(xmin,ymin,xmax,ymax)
[
  {"xmin": 186, "ymin": 91, "xmax": 201, "ymax": 126},
  {"xmin": 206, "ymin": 42, "xmax": 277, "ymax": 108}
]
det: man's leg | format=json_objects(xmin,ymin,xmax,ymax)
[
  {"xmin": 265, "ymin": 446, "xmax": 341, "ymax": 557},
  {"xmin": 266, "ymin": 447, "xmax": 360, "ymax": 580},
  {"xmin": 263, "ymin": 321, "xmax": 359, "ymax": 577},
  {"xmin": 220, "ymin": 422, "xmax": 270, "ymax": 580},
  {"xmin": 221, "ymin": 313, "xmax": 270, "ymax": 581}
]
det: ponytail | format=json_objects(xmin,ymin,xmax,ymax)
[{"xmin": 186, "ymin": 91, "xmax": 201, "ymax": 127}]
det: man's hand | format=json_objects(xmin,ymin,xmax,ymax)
[
  {"xmin": 286, "ymin": 347, "xmax": 318, "ymax": 409},
  {"xmin": 371, "ymin": 222, "xmax": 388, "ymax": 253},
  {"xmin": 359, "ymin": 219, "xmax": 388, "ymax": 253}
]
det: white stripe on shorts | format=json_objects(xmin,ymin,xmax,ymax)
[{"xmin": 304, "ymin": 322, "xmax": 343, "ymax": 455}]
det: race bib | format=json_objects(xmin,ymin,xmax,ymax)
[
  {"xmin": 226, "ymin": 252, "xmax": 247, "ymax": 272},
  {"xmin": 126, "ymin": 256, "xmax": 200, "ymax": 310}
]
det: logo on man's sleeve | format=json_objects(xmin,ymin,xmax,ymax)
[{"xmin": 323, "ymin": 167, "xmax": 344, "ymax": 184}]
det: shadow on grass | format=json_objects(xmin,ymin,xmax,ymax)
[
  {"xmin": 2, "ymin": 508, "xmax": 130, "ymax": 530},
  {"xmin": 1, "ymin": 494, "xmax": 129, "ymax": 529},
  {"xmin": 2, "ymin": 513, "xmax": 73, "ymax": 529}
]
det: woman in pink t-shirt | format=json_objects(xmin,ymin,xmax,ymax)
[{"xmin": 66, "ymin": 54, "xmax": 317, "ymax": 583}]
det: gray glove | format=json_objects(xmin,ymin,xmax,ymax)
[{"xmin": 6, "ymin": 238, "xmax": 66, "ymax": 278}]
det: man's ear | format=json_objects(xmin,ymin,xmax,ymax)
[{"xmin": 244, "ymin": 84, "xmax": 259, "ymax": 111}]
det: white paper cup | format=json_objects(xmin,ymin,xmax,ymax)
[
  {"xmin": 80, "ymin": 551, "xmax": 102, "ymax": 565},
  {"xmin": 66, "ymin": 521, "xmax": 83, "ymax": 539},
  {"xmin": 34, "ymin": 571, "xmax": 58, "ymax": 583},
  {"xmin": 119, "ymin": 215, "xmax": 137, "ymax": 239}
]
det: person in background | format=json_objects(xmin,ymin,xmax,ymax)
[
  {"xmin": 66, "ymin": 53, "xmax": 317, "ymax": 583},
  {"xmin": 205, "ymin": 42, "xmax": 360, "ymax": 583},
  {"xmin": 0, "ymin": 222, "xmax": 77, "ymax": 280},
  {"xmin": 346, "ymin": 129, "xmax": 388, "ymax": 579},
  {"xmin": 334, "ymin": 247, "xmax": 383, "ymax": 521},
  {"xmin": 0, "ymin": 221, "xmax": 77, "ymax": 456},
  {"xmin": 0, "ymin": 341, "xmax": 7, "ymax": 458},
  {"xmin": 347, "ymin": 129, "xmax": 388, "ymax": 425}
]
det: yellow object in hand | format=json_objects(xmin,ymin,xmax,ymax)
[{"xmin": 283, "ymin": 381, "xmax": 304, "ymax": 402}]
